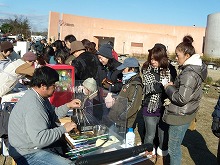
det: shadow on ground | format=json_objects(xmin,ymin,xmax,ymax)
[{"xmin": 182, "ymin": 130, "xmax": 217, "ymax": 165}]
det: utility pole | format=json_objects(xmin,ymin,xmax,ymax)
[{"xmin": 123, "ymin": 42, "xmax": 125, "ymax": 54}]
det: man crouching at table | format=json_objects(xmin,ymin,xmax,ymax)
[{"xmin": 8, "ymin": 66, "xmax": 81, "ymax": 165}]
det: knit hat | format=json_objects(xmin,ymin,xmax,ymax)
[
  {"xmin": 117, "ymin": 57, "xmax": 139, "ymax": 70},
  {"xmin": 70, "ymin": 41, "xmax": 85, "ymax": 54},
  {"xmin": 149, "ymin": 43, "xmax": 167, "ymax": 52},
  {"xmin": 22, "ymin": 51, "xmax": 37, "ymax": 62},
  {"xmin": 97, "ymin": 44, "xmax": 113, "ymax": 59},
  {"xmin": 0, "ymin": 41, "xmax": 13, "ymax": 51},
  {"xmin": 82, "ymin": 78, "xmax": 97, "ymax": 93}
]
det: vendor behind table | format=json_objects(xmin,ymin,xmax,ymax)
[{"xmin": 8, "ymin": 66, "xmax": 81, "ymax": 165}]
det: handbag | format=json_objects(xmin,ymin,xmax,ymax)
[{"xmin": 211, "ymin": 117, "xmax": 220, "ymax": 138}]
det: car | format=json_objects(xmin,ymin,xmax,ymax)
[
  {"xmin": 0, "ymin": 37, "xmax": 7, "ymax": 42},
  {"xmin": 6, "ymin": 38, "xmax": 17, "ymax": 43}
]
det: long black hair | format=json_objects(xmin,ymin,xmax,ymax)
[{"xmin": 176, "ymin": 35, "xmax": 195, "ymax": 56}]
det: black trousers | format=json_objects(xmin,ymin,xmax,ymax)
[
  {"xmin": 218, "ymin": 139, "xmax": 220, "ymax": 165},
  {"xmin": 132, "ymin": 108, "xmax": 145, "ymax": 144}
]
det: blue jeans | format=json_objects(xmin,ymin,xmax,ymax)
[
  {"xmin": 15, "ymin": 150, "xmax": 74, "ymax": 165},
  {"xmin": 143, "ymin": 116, "xmax": 169, "ymax": 151},
  {"xmin": 168, "ymin": 123, "xmax": 190, "ymax": 165}
]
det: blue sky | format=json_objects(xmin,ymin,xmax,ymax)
[{"xmin": 0, "ymin": 0, "xmax": 220, "ymax": 31}]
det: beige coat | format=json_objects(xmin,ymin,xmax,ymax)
[{"xmin": 0, "ymin": 59, "xmax": 35, "ymax": 97}]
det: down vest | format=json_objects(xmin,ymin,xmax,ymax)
[{"xmin": 163, "ymin": 54, "xmax": 207, "ymax": 125}]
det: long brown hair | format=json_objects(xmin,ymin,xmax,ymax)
[{"xmin": 142, "ymin": 46, "xmax": 168, "ymax": 73}]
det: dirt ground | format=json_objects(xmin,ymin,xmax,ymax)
[
  {"xmin": 180, "ymin": 68, "xmax": 220, "ymax": 165},
  {"xmin": 134, "ymin": 95, "xmax": 219, "ymax": 165},
  {"xmin": 1, "ymin": 69, "xmax": 220, "ymax": 165}
]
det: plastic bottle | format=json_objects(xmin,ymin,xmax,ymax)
[{"xmin": 125, "ymin": 128, "xmax": 135, "ymax": 148}]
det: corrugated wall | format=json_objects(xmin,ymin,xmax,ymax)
[{"xmin": 204, "ymin": 12, "xmax": 220, "ymax": 58}]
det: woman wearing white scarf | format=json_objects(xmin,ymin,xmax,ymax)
[{"xmin": 163, "ymin": 36, "xmax": 207, "ymax": 165}]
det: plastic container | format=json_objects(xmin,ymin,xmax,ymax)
[
  {"xmin": 125, "ymin": 128, "xmax": 135, "ymax": 148},
  {"xmin": 47, "ymin": 64, "xmax": 75, "ymax": 107}
]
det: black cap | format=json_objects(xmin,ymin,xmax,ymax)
[{"xmin": 149, "ymin": 43, "xmax": 167, "ymax": 52}]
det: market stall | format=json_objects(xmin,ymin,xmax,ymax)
[
  {"xmin": 0, "ymin": 66, "xmax": 153, "ymax": 164},
  {"xmin": 60, "ymin": 80, "xmax": 153, "ymax": 164}
]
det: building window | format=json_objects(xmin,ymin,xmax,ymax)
[{"xmin": 131, "ymin": 42, "xmax": 143, "ymax": 47}]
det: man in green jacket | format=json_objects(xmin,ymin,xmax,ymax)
[{"xmin": 108, "ymin": 58, "xmax": 143, "ymax": 129}]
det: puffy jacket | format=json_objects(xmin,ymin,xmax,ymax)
[{"xmin": 163, "ymin": 54, "xmax": 207, "ymax": 125}]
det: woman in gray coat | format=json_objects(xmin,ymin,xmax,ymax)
[{"xmin": 163, "ymin": 35, "xmax": 207, "ymax": 165}]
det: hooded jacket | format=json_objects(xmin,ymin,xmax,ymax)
[
  {"xmin": 163, "ymin": 54, "xmax": 207, "ymax": 125},
  {"xmin": 108, "ymin": 74, "xmax": 143, "ymax": 128}
]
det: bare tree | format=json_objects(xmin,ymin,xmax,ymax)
[{"xmin": 0, "ymin": 15, "xmax": 31, "ymax": 39}]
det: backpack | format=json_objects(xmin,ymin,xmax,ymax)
[
  {"xmin": 211, "ymin": 95, "xmax": 220, "ymax": 138},
  {"xmin": 0, "ymin": 102, "xmax": 16, "ymax": 147}
]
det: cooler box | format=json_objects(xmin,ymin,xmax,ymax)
[{"xmin": 47, "ymin": 64, "xmax": 75, "ymax": 107}]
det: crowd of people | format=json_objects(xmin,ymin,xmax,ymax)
[{"xmin": 0, "ymin": 34, "xmax": 211, "ymax": 165}]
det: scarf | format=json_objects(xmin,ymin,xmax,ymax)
[
  {"xmin": 142, "ymin": 65, "xmax": 170, "ymax": 113},
  {"xmin": 122, "ymin": 72, "xmax": 137, "ymax": 84}
]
